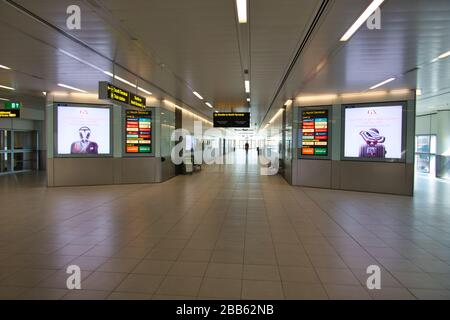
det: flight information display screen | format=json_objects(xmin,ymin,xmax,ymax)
[
  {"xmin": 300, "ymin": 110, "xmax": 329, "ymax": 157},
  {"xmin": 125, "ymin": 110, "xmax": 152, "ymax": 153}
]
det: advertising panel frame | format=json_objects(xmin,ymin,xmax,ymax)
[
  {"xmin": 53, "ymin": 103, "xmax": 113, "ymax": 158},
  {"xmin": 341, "ymin": 101, "xmax": 407, "ymax": 163}
]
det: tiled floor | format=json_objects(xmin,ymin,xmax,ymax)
[{"xmin": 1, "ymin": 152, "xmax": 450, "ymax": 300}]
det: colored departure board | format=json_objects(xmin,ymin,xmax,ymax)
[
  {"xmin": 301, "ymin": 110, "xmax": 329, "ymax": 156},
  {"xmin": 125, "ymin": 110, "xmax": 152, "ymax": 153}
]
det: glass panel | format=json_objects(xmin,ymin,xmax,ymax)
[
  {"xmin": 430, "ymin": 135, "xmax": 437, "ymax": 154},
  {"xmin": 13, "ymin": 151, "xmax": 37, "ymax": 171},
  {"xmin": 416, "ymin": 154, "xmax": 430, "ymax": 174},
  {"xmin": 14, "ymin": 131, "xmax": 36, "ymax": 150},
  {"xmin": 160, "ymin": 110, "xmax": 175, "ymax": 157},
  {"xmin": 416, "ymin": 136, "xmax": 431, "ymax": 154},
  {"xmin": 0, "ymin": 152, "xmax": 12, "ymax": 173},
  {"xmin": 0, "ymin": 130, "xmax": 12, "ymax": 151}
]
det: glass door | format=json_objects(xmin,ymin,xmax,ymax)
[
  {"xmin": 415, "ymin": 135, "xmax": 437, "ymax": 175},
  {"xmin": 0, "ymin": 130, "xmax": 12, "ymax": 174},
  {"xmin": 0, "ymin": 129, "xmax": 39, "ymax": 175}
]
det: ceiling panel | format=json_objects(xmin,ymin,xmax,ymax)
[{"xmin": 1, "ymin": 0, "xmax": 450, "ymax": 122}]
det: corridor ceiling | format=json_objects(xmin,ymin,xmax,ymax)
[{"xmin": 1, "ymin": 0, "xmax": 450, "ymax": 126}]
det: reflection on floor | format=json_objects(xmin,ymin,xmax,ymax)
[{"xmin": 0, "ymin": 155, "xmax": 450, "ymax": 300}]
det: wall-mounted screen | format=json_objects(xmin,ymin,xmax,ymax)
[
  {"xmin": 300, "ymin": 110, "xmax": 329, "ymax": 157},
  {"xmin": 344, "ymin": 104, "xmax": 404, "ymax": 160},
  {"xmin": 56, "ymin": 105, "xmax": 111, "ymax": 155},
  {"xmin": 125, "ymin": 110, "xmax": 152, "ymax": 154}
]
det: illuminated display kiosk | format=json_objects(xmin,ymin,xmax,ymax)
[
  {"xmin": 298, "ymin": 106, "xmax": 331, "ymax": 160},
  {"xmin": 124, "ymin": 109, "xmax": 153, "ymax": 156}
]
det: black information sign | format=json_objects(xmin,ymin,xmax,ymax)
[
  {"xmin": 213, "ymin": 112, "xmax": 250, "ymax": 128},
  {"xmin": 99, "ymin": 82, "xmax": 146, "ymax": 108},
  {"xmin": 0, "ymin": 109, "xmax": 20, "ymax": 118}
]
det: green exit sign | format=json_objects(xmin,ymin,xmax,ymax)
[{"xmin": 4, "ymin": 102, "xmax": 21, "ymax": 109}]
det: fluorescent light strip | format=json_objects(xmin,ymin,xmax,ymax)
[
  {"xmin": 245, "ymin": 80, "xmax": 250, "ymax": 93},
  {"xmin": 205, "ymin": 102, "xmax": 214, "ymax": 108},
  {"xmin": 340, "ymin": 0, "xmax": 385, "ymax": 42},
  {"xmin": 284, "ymin": 99, "xmax": 293, "ymax": 106},
  {"xmin": 369, "ymin": 77, "xmax": 396, "ymax": 90},
  {"xmin": 60, "ymin": 50, "xmax": 153, "ymax": 96},
  {"xmin": 390, "ymin": 89, "xmax": 410, "ymax": 95},
  {"xmin": 57, "ymin": 83, "xmax": 87, "ymax": 93},
  {"xmin": 340, "ymin": 91, "xmax": 387, "ymax": 99},
  {"xmin": 163, "ymin": 99, "xmax": 213, "ymax": 125},
  {"xmin": 438, "ymin": 50, "xmax": 450, "ymax": 59},
  {"xmin": 297, "ymin": 94, "xmax": 338, "ymax": 102},
  {"xmin": 103, "ymin": 71, "xmax": 114, "ymax": 77},
  {"xmin": 269, "ymin": 108, "xmax": 284, "ymax": 124},
  {"xmin": 108, "ymin": 74, "xmax": 153, "ymax": 95},
  {"xmin": 0, "ymin": 84, "xmax": 15, "ymax": 91},
  {"xmin": 236, "ymin": 0, "xmax": 247, "ymax": 23},
  {"xmin": 0, "ymin": 97, "xmax": 10, "ymax": 101},
  {"xmin": 137, "ymin": 87, "xmax": 152, "ymax": 95},
  {"xmin": 193, "ymin": 91, "xmax": 204, "ymax": 100},
  {"xmin": 0, "ymin": 64, "xmax": 11, "ymax": 70},
  {"xmin": 114, "ymin": 75, "xmax": 136, "ymax": 88},
  {"xmin": 432, "ymin": 50, "xmax": 450, "ymax": 63},
  {"xmin": 59, "ymin": 49, "xmax": 105, "ymax": 73}
]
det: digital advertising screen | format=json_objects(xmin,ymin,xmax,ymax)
[
  {"xmin": 344, "ymin": 105, "xmax": 404, "ymax": 160},
  {"xmin": 125, "ymin": 110, "xmax": 152, "ymax": 154},
  {"xmin": 56, "ymin": 105, "xmax": 111, "ymax": 155},
  {"xmin": 300, "ymin": 109, "xmax": 329, "ymax": 157}
]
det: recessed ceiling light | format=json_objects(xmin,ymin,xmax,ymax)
[
  {"xmin": 247, "ymin": 98, "xmax": 250, "ymax": 102},
  {"xmin": 340, "ymin": 0, "xmax": 385, "ymax": 42},
  {"xmin": 0, "ymin": 64, "xmax": 11, "ymax": 70},
  {"xmin": 369, "ymin": 77, "xmax": 396, "ymax": 90},
  {"xmin": 236, "ymin": 0, "xmax": 247, "ymax": 24},
  {"xmin": 0, "ymin": 84, "xmax": 15, "ymax": 91},
  {"xmin": 205, "ymin": 102, "xmax": 214, "ymax": 108},
  {"xmin": 57, "ymin": 83, "xmax": 87, "ymax": 93},
  {"xmin": 245, "ymin": 80, "xmax": 250, "ymax": 93},
  {"xmin": 193, "ymin": 91, "xmax": 203, "ymax": 100},
  {"xmin": 42, "ymin": 91, "xmax": 47, "ymax": 96}
]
